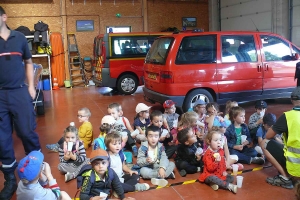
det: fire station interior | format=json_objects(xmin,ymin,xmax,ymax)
[{"xmin": 1, "ymin": 0, "xmax": 300, "ymax": 200}]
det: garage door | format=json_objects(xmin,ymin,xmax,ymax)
[
  {"xmin": 292, "ymin": 0, "xmax": 300, "ymax": 46},
  {"xmin": 220, "ymin": 0, "xmax": 272, "ymax": 32}
]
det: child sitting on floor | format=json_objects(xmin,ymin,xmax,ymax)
[
  {"xmin": 151, "ymin": 110, "xmax": 177, "ymax": 158},
  {"xmin": 137, "ymin": 125, "xmax": 175, "ymax": 187},
  {"xmin": 163, "ymin": 100, "xmax": 180, "ymax": 143},
  {"xmin": 192, "ymin": 99, "xmax": 207, "ymax": 124},
  {"xmin": 178, "ymin": 111, "xmax": 204, "ymax": 148},
  {"xmin": 175, "ymin": 127, "xmax": 203, "ymax": 177},
  {"xmin": 105, "ymin": 132, "xmax": 150, "ymax": 193},
  {"xmin": 248, "ymin": 100, "xmax": 267, "ymax": 140},
  {"xmin": 255, "ymin": 113, "xmax": 282, "ymax": 156},
  {"xmin": 58, "ymin": 125, "xmax": 89, "ymax": 182},
  {"xmin": 78, "ymin": 149, "xmax": 135, "ymax": 200},
  {"xmin": 133, "ymin": 103, "xmax": 151, "ymax": 142},
  {"xmin": 93, "ymin": 115, "xmax": 115, "ymax": 150},
  {"xmin": 16, "ymin": 151, "xmax": 71, "ymax": 200},
  {"xmin": 46, "ymin": 107, "xmax": 93, "ymax": 151},
  {"xmin": 108, "ymin": 103, "xmax": 138, "ymax": 156},
  {"xmin": 199, "ymin": 130, "xmax": 237, "ymax": 193},
  {"xmin": 224, "ymin": 100, "xmax": 238, "ymax": 121},
  {"xmin": 225, "ymin": 106, "xmax": 264, "ymax": 165}
]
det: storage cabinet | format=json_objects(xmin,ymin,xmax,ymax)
[{"xmin": 25, "ymin": 32, "xmax": 52, "ymax": 90}]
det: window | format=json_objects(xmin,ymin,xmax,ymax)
[
  {"xmin": 221, "ymin": 35, "xmax": 257, "ymax": 63},
  {"xmin": 111, "ymin": 35, "xmax": 159, "ymax": 57},
  {"xmin": 145, "ymin": 37, "xmax": 173, "ymax": 65},
  {"xmin": 175, "ymin": 35, "xmax": 216, "ymax": 64},
  {"xmin": 260, "ymin": 35, "xmax": 291, "ymax": 61},
  {"xmin": 292, "ymin": 45, "xmax": 300, "ymax": 55}
]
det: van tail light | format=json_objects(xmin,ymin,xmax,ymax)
[{"xmin": 160, "ymin": 71, "xmax": 173, "ymax": 83}]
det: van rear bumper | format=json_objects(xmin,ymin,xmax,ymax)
[{"xmin": 143, "ymin": 87, "xmax": 185, "ymax": 107}]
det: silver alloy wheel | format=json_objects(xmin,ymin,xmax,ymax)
[
  {"xmin": 189, "ymin": 94, "xmax": 210, "ymax": 108},
  {"xmin": 120, "ymin": 77, "xmax": 136, "ymax": 93}
]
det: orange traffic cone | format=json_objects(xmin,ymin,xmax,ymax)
[{"xmin": 52, "ymin": 77, "xmax": 60, "ymax": 90}]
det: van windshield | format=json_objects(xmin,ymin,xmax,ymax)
[{"xmin": 145, "ymin": 37, "xmax": 173, "ymax": 64}]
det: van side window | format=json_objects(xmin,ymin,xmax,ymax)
[
  {"xmin": 111, "ymin": 36, "xmax": 158, "ymax": 57},
  {"xmin": 175, "ymin": 35, "xmax": 216, "ymax": 64},
  {"xmin": 260, "ymin": 35, "xmax": 292, "ymax": 61},
  {"xmin": 292, "ymin": 45, "xmax": 300, "ymax": 55},
  {"xmin": 221, "ymin": 35, "xmax": 257, "ymax": 63}
]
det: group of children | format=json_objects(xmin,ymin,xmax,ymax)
[{"xmin": 15, "ymin": 99, "xmax": 282, "ymax": 199}]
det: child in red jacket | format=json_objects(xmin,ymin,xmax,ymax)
[{"xmin": 199, "ymin": 130, "xmax": 237, "ymax": 194}]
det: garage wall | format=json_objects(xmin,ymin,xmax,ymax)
[{"xmin": 1, "ymin": 0, "xmax": 209, "ymax": 58}]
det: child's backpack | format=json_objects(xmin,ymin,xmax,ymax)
[
  {"xmin": 75, "ymin": 164, "xmax": 115, "ymax": 198},
  {"xmin": 93, "ymin": 136, "xmax": 106, "ymax": 150}
]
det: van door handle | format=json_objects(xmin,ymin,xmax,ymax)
[
  {"xmin": 265, "ymin": 64, "xmax": 269, "ymax": 71},
  {"xmin": 257, "ymin": 64, "xmax": 261, "ymax": 72}
]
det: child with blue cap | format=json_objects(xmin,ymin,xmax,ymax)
[{"xmin": 16, "ymin": 151, "xmax": 71, "ymax": 200}]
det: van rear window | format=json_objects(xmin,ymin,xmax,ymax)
[
  {"xmin": 145, "ymin": 37, "xmax": 173, "ymax": 64},
  {"xmin": 175, "ymin": 35, "xmax": 216, "ymax": 64}
]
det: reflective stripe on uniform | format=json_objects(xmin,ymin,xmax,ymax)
[
  {"xmin": 2, "ymin": 160, "xmax": 16, "ymax": 168},
  {"xmin": 287, "ymin": 147, "xmax": 300, "ymax": 154}
]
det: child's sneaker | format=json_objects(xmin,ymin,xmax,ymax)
[
  {"xmin": 227, "ymin": 183, "xmax": 237, "ymax": 194},
  {"xmin": 266, "ymin": 175, "xmax": 294, "ymax": 189},
  {"xmin": 251, "ymin": 157, "xmax": 265, "ymax": 165},
  {"xmin": 135, "ymin": 183, "xmax": 150, "ymax": 191},
  {"xmin": 179, "ymin": 169, "xmax": 187, "ymax": 177},
  {"xmin": 65, "ymin": 172, "xmax": 75, "ymax": 182},
  {"xmin": 167, "ymin": 172, "xmax": 175, "ymax": 179},
  {"xmin": 151, "ymin": 178, "xmax": 168, "ymax": 187},
  {"xmin": 45, "ymin": 143, "xmax": 59, "ymax": 152},
  {"xmin": 132, "ymin": 145, "xmax": 138, "ymax": 157},
  {"xmin": 210, "ymin": 184, "xmax": 219, "ymax": 191}
]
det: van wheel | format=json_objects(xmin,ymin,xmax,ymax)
[
  {"xmin": 183, "ymin": 89, "xmax": 214, "ymax": 112},
  {"xmin": 117, "ymin": 74, "xmax": 138, "ymax": 95}
]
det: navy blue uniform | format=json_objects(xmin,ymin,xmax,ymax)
[{"xmin": 0, "ymin": 30, "xmax": 41, "ymax": 173}]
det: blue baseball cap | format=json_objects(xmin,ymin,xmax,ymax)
[
  {"xmin": 17, "ymin": 151, "xmax": 44, "ymax": 182},
  {"xmin": 193, "ymin": 99, "xmax": 206, "ymax": 106}
]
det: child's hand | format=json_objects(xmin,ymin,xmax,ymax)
[
  {"xmin": 234, "ymin": 145, "xmax": 243, "ymax": 151},
  {"xmin": 43, "ymin": 162, "xmax": 54, "ymax": 181},
  {"xmin": 242, "ymin": 140, "xmax": 249, "ymax": 146},
  {"xmin": 158, "ymin": 168, "xmax": 166, "ymax": 178},
  {"xmin": 256, "ymin": 118, "xmax": 263, "ymax": 124},
  {"xmin": 129, "ymin": 170, "xmax": 138, "ymax": 176},
  {"xmin": 196, "ymin": 154, "xmax": 202, "ymax": 161},
  {"xmin": 146, "ymin": 157, "xmax": 153, "ymax": 163},
  {"xmin": 215, "ymin": 155, "xmax": 221, "ymax": 162},
  {"xmin": 64, "ymin": 152, "xmax": 71, "ymax": 160},
  {"xmin": 70, "ymin": 152, "xmax": 77, "ymax": 160}
]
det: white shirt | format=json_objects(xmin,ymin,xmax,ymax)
[{"xmin": 109, "ymin": 153, "xmax": 125, "ymax": 179}]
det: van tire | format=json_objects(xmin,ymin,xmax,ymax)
[
  {"xmin": 183, "ymin": 89, "xmax": 214, "ymax": 112},
  {"xmin": 117, "ymin": 74, "xmax": 138, "ymax": 95}
]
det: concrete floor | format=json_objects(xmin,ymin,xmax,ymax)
[{"xmin": 2, "ymin": 86, "xmax": 298, "ymax": 200}]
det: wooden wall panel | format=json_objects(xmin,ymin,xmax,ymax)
[{"xmin": 1, "ymin": 0, "xmax": 208, "ymax": 80}]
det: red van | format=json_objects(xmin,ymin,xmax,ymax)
[
  {"xmin": 143, "ymin": 31, "xmax": 300, "ymax": 111},
  {"xmin": 93, "ymin": 32, "xmax": 171, "ymax": 94}
]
